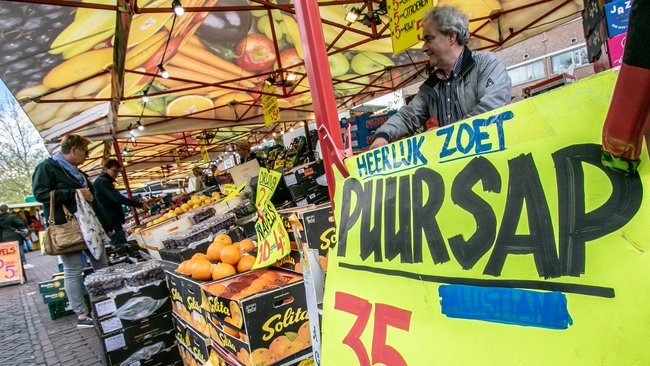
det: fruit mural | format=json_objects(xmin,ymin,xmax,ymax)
[{"xmin": 0, "ymin": 0, "xmax": 427, "ymax": 139}]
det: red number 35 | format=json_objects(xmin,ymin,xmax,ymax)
[{"xmin": 334, "ymin": 292, "xmax": 412, "ymax": 366}]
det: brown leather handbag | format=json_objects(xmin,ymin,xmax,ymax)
[{"xmin": 42, "ymin": 190, "xmax": 87, "ymax": 255}]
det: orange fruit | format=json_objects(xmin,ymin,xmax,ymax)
[
  {"xmin": 177, "ymin": 260, "xmax": 190, "ymax": 275},
  {"xmin": 260, "ymin": 271, "xmax": 279, "ymax": 283},
  {"xmin": 212, "ymin": 262, "xmax": 236, "ymax": 280},
  {"xmin": 191, "ymin": 258, "xmax": 213, "ymax": 281},
  {"xmin": 269, "ymin": 335, "xmax": 292, "ymax": 359},
  {"xmin": 237, "ymin": 256, "xmax": 256, "ymax": 273},
  {"xmin": 297, "ymin": 321, "xmax": 311, "ymax": 345},
  {"xmin": 166, "ymin": 95, "xmax": 215, "ymax": 118},
  {"xmin": 206, "ymin": 242, "xmax": 228, "ymax": 261},
  {"xmin": 251, "ymin": 348, "xmax": 277, "ymax": 366},
  {"xmin": 192, "ymin": 253, "xmax": 209, "ymax": 261},
  {"xmin": 294, "ymin": 262, "xmax": 303, "ymax": 273},
  {"xmin": 223, "ymin": 318, "xmax": 240, "ymax": 337},
  {"xmin": 221, "ymin": 245, "xmax": 241, "ymax": 265},
  {"xmin": 213, "ymin": 233, "xmax": 233, "ymax": 246},
  {"xmin": 204, "ymin": 283, "xmax": 226, "ymax": 296},
  {"xmin": 239, "ymin": 239, "xmax": 256, "ymax": 254}
]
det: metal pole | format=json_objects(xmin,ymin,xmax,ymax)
[
  {"xmin": 113, "ymin": 140, "xmax": 141, "ymax": 226},
  {"xmin": 294, "ymin": 0, "xmax": 345, "ymax": 202}
]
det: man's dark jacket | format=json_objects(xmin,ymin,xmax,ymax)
[
  {"xmin": 32, "ymin": 157, "xmax": 109, "ymax": 231},
  {"xmin": 0, "ymin": 212, "xmax": 26, "ymax": 242},
  {"xmin": 93, "ymin": 172, "xmax": 142, "ymax": 232}
]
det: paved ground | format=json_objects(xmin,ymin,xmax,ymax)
[{"xmin": 0, "ymin": 250, "xmax": 103, "ymax": 366}]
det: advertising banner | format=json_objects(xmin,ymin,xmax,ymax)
[
  {"xmin": 254, "ymin": 168, "xmax": 290, "ymax": 268},
  {"xmin": 322, "ymin": 69, "xmax": 650, "ymax": 365},
  {"xmin": 0, "ymin": 241, "xmax": 23, "ymax": 286}
]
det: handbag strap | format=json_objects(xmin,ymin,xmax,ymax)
[{"xmin": 48, "ymin": 190, "xmax": 75, "ymax": 225}]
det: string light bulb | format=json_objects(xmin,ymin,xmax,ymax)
[
  {"xmin": 300, "ymin": 121, "xmax": 305, "ymax": 127},
  {"xmin": 136, "ymin": 121, "xmax": 145, "ymax": 131},
  {"xmin": 172, "ymin": 0, "xmax": 185, "ymax": 16},
  {"xmin": 130, "ymin": 136, "xmax": 136, "ymax": 142},
  {"xmin": 159, "ymin": 64, "xmax": 169, "ymax": 79},
  {"xmin": 289, "ymin": 127, "xmax": 294, "ymax": 132},
  {"xmin": 345, "ymin": 7, "xmax": 361, "ymax": 23}
]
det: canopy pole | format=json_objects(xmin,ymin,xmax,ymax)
[
  {"xmin": 114, "ymin": 140, "xmax": 141, "ymax": 226},
  {"xmin": 294, "ymin": 0, "xmax": 345, "ymax": 203}
]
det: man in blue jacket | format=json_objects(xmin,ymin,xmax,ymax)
[
  {"xmin": 93, "ymin": 158, "xmax": 145, "ymax": 245},
  {"xmin": 370, "ymin": 6, "xmax": 511, "ymax": 148}
]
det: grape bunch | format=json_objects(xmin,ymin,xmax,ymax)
[
  {"xmin": 124, "ymin": 261, "xmax": 165, "ymax": 287},
  {"xmin": 0, "ymin": 3, "xmax": 74, "ymax": 92}
]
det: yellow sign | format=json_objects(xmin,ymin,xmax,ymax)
[
  {"xmin": 200, "ymin": 144, "xmax": 210, "ymax": 163},
  {"xmin": 262, "ymin": 84, "xmax": 280, "ymax": 126},
  {"xmin": 172, "ymin": 148, "xmax": 182, "ymax": 173},
  {"xmin": 322, "ymin": 70, "xmax": 650, "ymax": 365},
  {"xmin": 222, "ymin": 184, "xmax": 236, "ymax": 195},
  {"xmin": 0, "ymin": 241, "xmax": 23, "ymax": 285},
  {"xmin": 255, "ymin": 168, "xmax": 282, "ymax": 208},
  {"xmin": 223, "ymin": 182, "xmax": 246, "ymax": 202},
  {"xmin": 253, "ymin": 200, "xmax": 290, "ymax": 268},
  {"xmin": 387, "ymin": 0, "xmax": 435, "ymax": 54},
  {"xmin": 253, "ymin": 168, "xmax": 289, "ymax": 268}
]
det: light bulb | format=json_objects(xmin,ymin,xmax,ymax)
[
  {"xmin": 142, "ymin": 95, "xmax": 149, "ymax": 103},
  {"xmin": 174, "ymin": 4, "xmax": 184, "ymax": 16},
  {"xmin": 130, "ymin": 136, "xmax": 136, "ymax": 142},
  {"xmin": 129, "ymin": 129, "xmax": 135, "ymax": 135},
  {"xmin": 300, "ymin": 122, "xmax": 305, "ymax": 127},
  {"xmin": 138, "ymin": 124, "xmax": 144, "ymax": 131},
  {"xmin": 161, "ymin": 69, "xmax": 169, "ymax": 79}
]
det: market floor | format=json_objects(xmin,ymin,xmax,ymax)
[{"xmin": 0, "ymin": 251, "xmax": 103, "ymax": 366}]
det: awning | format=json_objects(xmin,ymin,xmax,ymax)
[{"xmin": 0, "ymin": 0, "xmax": 583, "ymax": 183}]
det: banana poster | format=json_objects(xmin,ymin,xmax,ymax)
[{"xmin": 322, "ymin": 69, "xmax": 650, "ymax": 365}]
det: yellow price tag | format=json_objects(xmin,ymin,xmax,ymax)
[
  {"xmin": 256, "ymin": 168, "xmax": 282, "ymax": 208},
  {"xmin": 252, "ymin": 200, "xmax": 290, "ymax": 269},
  {"xmin": 222, "ymin": 184, "xmax": 236, "ymax": 195},
  {"xmin": 223, "ymin": 182, "xmax": 246, "ymax": 202}
]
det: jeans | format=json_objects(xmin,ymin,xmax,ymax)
[
  {"xmin": 60, "ymin": 248, "xmax": 108, "ymax": 315},
  {"xmin": 18, "ymin": 242, "xmax": 26, "ymax": 265},
  {"xmin": 110, "ymin": 228, "xmax": 128, "ymax": 245}
]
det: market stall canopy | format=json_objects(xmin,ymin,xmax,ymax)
[{"xmin": 0, "ymin": 0, "xmax": 583, "ymax": 179}]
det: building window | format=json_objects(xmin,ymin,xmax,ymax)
[
  {"xmin": 507, "ymin": 60, "xmax": 546, "ymax": 86},
  {"xmin": 551, "ymin": 46, "xmax": 588, "ymax": 74}
]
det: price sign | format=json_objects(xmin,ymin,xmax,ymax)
[
  {"xmin": 0, "ymin": 241, "xmax": 23, "ymax": 285},
  {"xmin": 387, "ymin": 0, "xmax": 435, "ymax": 54},
  {"xmin": 224, "ymin": 182, "xmax": 246, "ymax": 202},
  {"xmin": 172, "ymin": 148, "xmax": 183, "ymax": 173},
  {"xmin": 262, "ymin": 84, "xmax": 281, "ymax": 126},
  {"xmin": 255, "ymin": 168, "xmax": 282, "ymax": 208},
  {"xmin": 222, "ymin": 184, "xmax": 236, "ymax": 195},
  {"xmin": 253, "ymin": 200, "xmax": 290, "ymax": 268},
  {"xmin": 200, "ymin": 144, "xmax": 210, "ymax": 163}
]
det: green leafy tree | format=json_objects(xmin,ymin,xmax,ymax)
[{"xmin": 0, "ymin": 85, "xmax": 49, "ymax": 204}]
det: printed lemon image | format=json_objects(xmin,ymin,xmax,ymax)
[{"xmin": 166, "ymin": 95, "xmax": 215, "ymax": 118}]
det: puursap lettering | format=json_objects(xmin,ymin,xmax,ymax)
[
  {"xmin": 356, "ymin": 136, "xmax": 427, "ymax": 178},
  {"xmin": 208, "ymin": 297, "xmax": 230, "ymax": 317},
  {"xmin": 437, "ymin": 111, "xmax": 512, "ymax": 161},
  {"xmin": 258, "ymin": 170, "xmax": 280, "ymax": 191},
  {"xmin": 262, "ymin": 307, "xmax": 309, "ymax": 341},
  {"xmin": 338, "ymin": 144, "xmax": 642, "ymax": 279}
]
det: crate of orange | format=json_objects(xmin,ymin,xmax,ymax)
[
  {"xmin": 201, "ymin": 268, "xmax": 312, "ymax": 366},
  {"xmin": 172, "ymin": 233, "xmax": 258, "ymax": 337}
]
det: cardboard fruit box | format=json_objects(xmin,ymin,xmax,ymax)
[
  {"xmin": 201, "ymin": 269, "xmax": 313, "ymax": 365},
  {"xmin": 90, "ymin": 280, "xmax": 171, "ymax": 321},
  {"xmin": 101, "ymin": 327, "xmax": 177, "ymax": 366},
  {"xmin": 173, "ymin": 313, "xmax": 212, "ymax": 365},
  {"xmin": 164, "ymin": 270, "xmax": 212, "ymax": 337}
]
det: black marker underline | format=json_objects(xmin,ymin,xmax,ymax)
[{"xmin": 338, "ymin": 262, "xmax": 615, "ymax": 298}]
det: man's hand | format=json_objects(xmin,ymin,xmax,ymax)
[
  {"xmin": 79, "ymin": 188, "xmax": 93, "ymax": 202},
  {"xmin": 369, "ymin": 137, "xmax": 389, "ymax": 150}
]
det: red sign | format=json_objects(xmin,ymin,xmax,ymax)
[{"xmin": 0, "ymin": 241, "xmax": 23, "ymax": 285}]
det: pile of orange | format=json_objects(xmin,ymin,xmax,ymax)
[{"xmin": 176, "ymin": 233, "xmax": 258, "ymax": 281}]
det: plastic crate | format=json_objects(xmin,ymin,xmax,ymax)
[{"xmin": 47, "ymin": 295, "xmax": 90, "ymax": 320}]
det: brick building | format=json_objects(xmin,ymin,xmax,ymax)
[{"xmin": 496, "ymin": 18, "xmax": 594, "ymax": 98}]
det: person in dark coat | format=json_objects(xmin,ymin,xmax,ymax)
[
  {"xmin": 31, "ymin": 134, "xmax": 108, "ymax": 328},
  {"xmin": 93, "ymin": 158, "xmax": 145, "ymax": 245},
  {"xmin": 0, "ymin": 204, "xmax": 33, "ymax": 269}
]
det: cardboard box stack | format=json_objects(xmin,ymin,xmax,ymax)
[
  {"xmin": 283, "ymin": 160, "xmax": 329, "ymax": 207},
  {"xmin": 84, "ymin": 261, "xmax": 181, "ymax": 366}
]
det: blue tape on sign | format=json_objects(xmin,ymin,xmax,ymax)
[{"xmin": 439, "ymin": 285, "xmax": 573, "ymax": 330}]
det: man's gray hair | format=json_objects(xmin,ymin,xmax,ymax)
[{"xmin": 423, "ymin": 6, "xmax": 470, "ymax": 46}]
